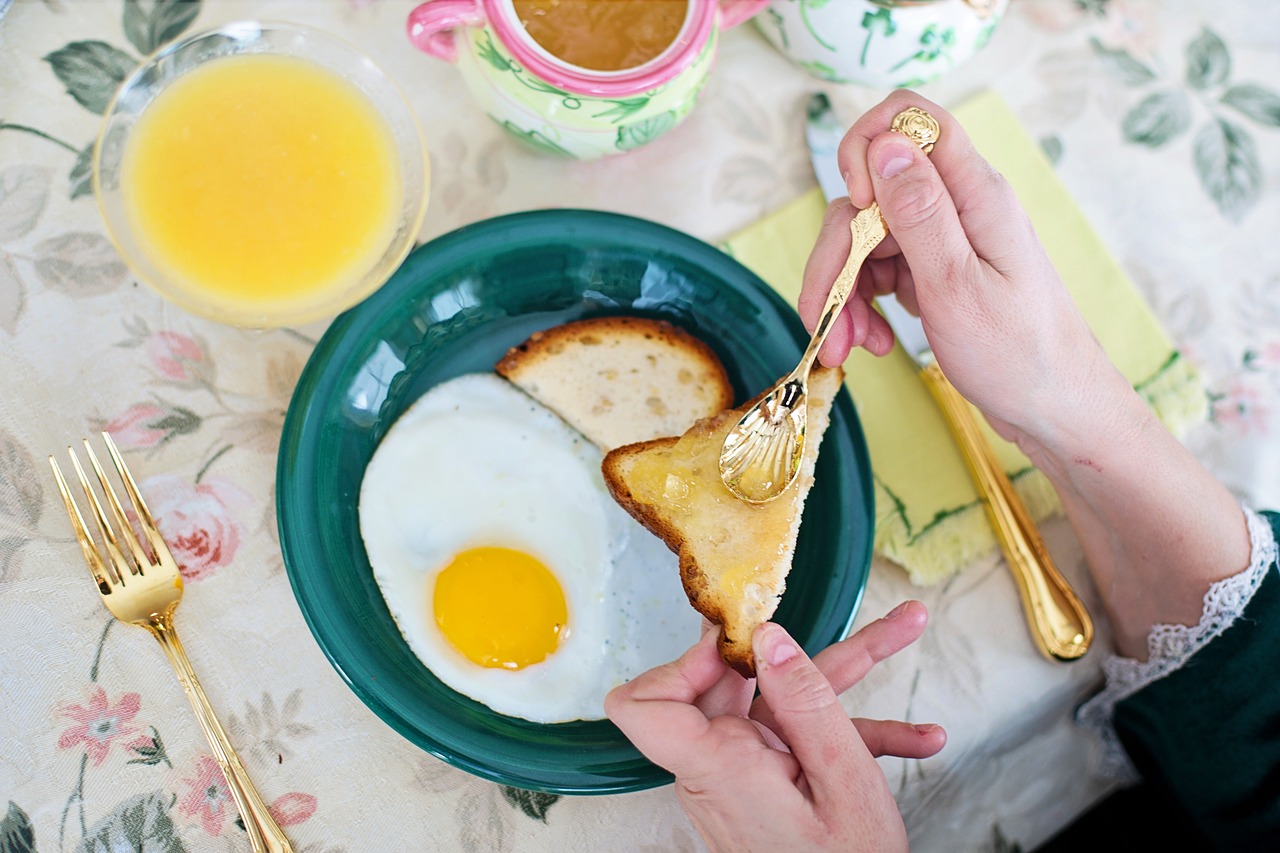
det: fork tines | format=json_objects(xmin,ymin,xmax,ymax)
[{"xmin": 49, "ymin": 432, "xmax": 155, "ymax": 592}]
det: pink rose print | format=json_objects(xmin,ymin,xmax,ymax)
[
  {"xmin": 58, "ymin": 686, "xmax": 141, "ymax": 766},
  {"xmin": 105, "ymin": 402, "xmax": 201, "ymax": 449},
  {"xmin": 179, "ymin": 755, "xmax": 232, "ymax": 836},
  {"xmin": 142, "ymin": 474, "xmax": 253, "ymax": 581},
  {"xmin": 146, "ymin": 331, "xmax": 211, "ymax": 385},
  {"xmin": 1211, "ymin": 382, "xmax": 1270, "ymax": 435},
  {"xmin": 269, "ymin": 792, "xmax": 317, "ymax": 827}
]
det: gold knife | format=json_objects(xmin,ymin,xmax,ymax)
[{"xmin": 805, "ymin": 93, "xmax": 1092, "ymax": 661}]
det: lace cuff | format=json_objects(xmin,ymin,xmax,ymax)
[{"xmin": 1076, "ymin": 506, "xmax": 1279, "ymax": 782}]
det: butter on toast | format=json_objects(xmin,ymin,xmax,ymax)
[
  {"xmin": 496, "ymin": 316, "xmax": 733, "ymax": 452},
  {"xmin": 602, "ymin": 366, "xmax": 844, "ymax": 677}
]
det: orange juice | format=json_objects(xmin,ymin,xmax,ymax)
[{"xmin": 120, "ymin": 53, "xmax": 403, "ymax": 314}]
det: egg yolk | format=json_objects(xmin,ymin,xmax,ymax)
[{"xmin": 433, "ymin": 546, "xmax": 568, "ymax": 670}]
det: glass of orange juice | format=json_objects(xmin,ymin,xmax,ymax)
[{"xmin": 94, "ymin": 21, "xmax": 430, "ymax": 328}]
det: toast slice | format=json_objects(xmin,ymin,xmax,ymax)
[
  {"xmin": 496, "ymin": 316, "xmax": 733, "ymax": 451},
  {"xmin": 602, "ymin": 366, "xmax": 844, "ymax": 677}
]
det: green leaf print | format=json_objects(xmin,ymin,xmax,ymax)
[
  {"xmin": 75, "ymin": 791, "xmax": 186, "ymax": 853},
  {"xmin": 860, "ymin": 8, "xmax": 897, "ymax": 66},
  {"xmin": 798, "ymin": 59, "xmax": 841, "ymax": 82},
  {"xmin": 1193, "ymin": 117, "xmax": 1261, "ymax": 222},
  {"xmin": 591, "ymin": 97, "xmax": 651, "ymax": 123},
  {"xmin": 616, "ymin": 111, "xmax": 677, "ymax": 151},
  {"xmin": 476, "ymin": 31, "xmax": 514, "ymax": 73},
  {"xmin": 69, "ymin": 141, "xmax": 95, "ymax": 200},
  {"xmin": 1221, "ymin": 83, "xmax": 1280, "ymax": 127},
  {"xmin": 0, "ymin": 802, "xmax": 35, "ymax": 853},
  {"xmin": 1088, "ymin": 37, "xmax": 1156, "ymax": 85},
  {"xmin": 44, "ymin": 41, "xmax": 138, "ymax": 114},
  {"xmin": 1121, "ymin": 90, "xmax": 1191, "ymax": 147},
  {"xmin": 889, "ymin": 24, "xmax": 955, "ymax": 73},
  {"xmin": 1039, "ymin": 134, "xmax": 1063, "ymax": 165},
  {"xmin": 800, "ymin": 0, "xmax": 837, "ymax": 52},
  {"xmin": 764, "ymin": 7, "xmax": 788, "ymax": 51},
  {"xmin": 122, "ymin": 0, "xmax": 201, "ymax": 56},
  {"xmin": 1185, "ymin": 28, "xmax": 1230, "ymax": 90},
  {"xmin": 126, "ymin": 726, "xmax": 173, "ymax": 768},
  {"xmin": 501, "ymin": 786, "xmax": 559, "ymax": 823},
  {"xmin": 498, "ymin": 120, "xmax": 575, "ymax": 158}
]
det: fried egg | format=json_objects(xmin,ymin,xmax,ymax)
[{"xmin": 358, "ymin": 373, "xmax": 700, "ymax": 723}]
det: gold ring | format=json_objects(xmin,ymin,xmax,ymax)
[{"xmin": 890, "ymin": 107, "xmax": 941, "ymax": 155}]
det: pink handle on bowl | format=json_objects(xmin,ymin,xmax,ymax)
[
  {"xmin": 407, "ymin": 0, "xmax": 486, "ymax": 63},
  {"xmin": 718, "ymin": 0, "xmax": 770, "ymax": 30}
]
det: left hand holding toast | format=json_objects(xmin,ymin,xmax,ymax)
[{"xmin": 606, "ymin": 601, "xmax": 943, "ymax": 853}]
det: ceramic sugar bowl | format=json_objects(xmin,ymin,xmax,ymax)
[
  {"xmin": 754, "ymin": 0, "xmax": 1008, "ymax": 89},
  {"xmin": 408, "ymin": 0, "xmax": 768, "ymax": 160}
]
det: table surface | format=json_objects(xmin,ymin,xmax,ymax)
[{"xmin": 2, "ymin": 1, "xmax": 1278, "ymax": 851}]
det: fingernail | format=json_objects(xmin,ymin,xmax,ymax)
[
  {"xmin": 875, "ymin": 140, "xmax": 915, "ymax": 179},
  {"xmin": 760, "ymin": 625, "xmax": 798, "ymax": 666},
  {"xmin": 884, "ymin": 601, "xmax": 911, "ymax": 620},
  {"xmin": 914, "ymin": 723, "xmax": 941, "ymax": 736}
]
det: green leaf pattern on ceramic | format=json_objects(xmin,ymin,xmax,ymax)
[
  {"xmin": 475, "ymin": 32, "xmax": 582, "ymax": 109},
  {"xmin": 799, "ymin": 0, "xmax": 837, "ymax": 51},
  {"xmin": 591, "ymin": 97, "xmax": 651, "ymax": 123},
  {"xmin": 498, "ymin": 119, "xmax": 574, "ymax": 158},
  {"xmin": 764, "ymin": 6, "xmax": 788, "ymax": 50},
  {"xmin": 1096, "ymin": 25, "xmax": 1276, "ymax": 221},
  {"xmin": 616, "ymin": 111, "xmax": 677, "ymax": 151},
  {"xmin": 860, "ymin": 7, "xmax": 897, "ymax": 66},
  {"xmin": 889, "ymin": 23, "xmax": 957, "ymax": 72},
  {"xmin": 798, "ymin": 59, "xmax": 839, "ymax": 82}
]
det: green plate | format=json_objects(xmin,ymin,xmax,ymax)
[{"xmin": 277, "ymin": 209, "xmax": 874, "ymax": 794}]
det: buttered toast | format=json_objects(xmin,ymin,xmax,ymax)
[
  {"xmin": 496, "ymin": 316, "xmax": 733, "ymax": 451},
  {"xmin": 602, "ymin": 366, "xmax": 844, "ymax": 677}
]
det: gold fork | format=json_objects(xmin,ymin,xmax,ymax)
[{"xmin": 50, "ymin": 433, "xmax": 293, "ymax": 853}]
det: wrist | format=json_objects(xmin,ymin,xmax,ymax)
[{"xmin": 1014, "ymin": 351, "xmax": 1155, "ymax": 480}]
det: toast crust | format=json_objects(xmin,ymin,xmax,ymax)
[
  {"xmin": 496, "ymin": 316, "xmax": 733, "ymax": 451},
  {"xmin": 602, "ymin": 367, "xmax": 844, "ymax": 677}
]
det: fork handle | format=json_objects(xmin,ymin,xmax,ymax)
[{"xmin": 150, "ymin": 618, "xmax": 294, "ymax": 853}]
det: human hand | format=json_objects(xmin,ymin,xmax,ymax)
[
  {"xmin": 605, "ymin": 601, "xmax": 944, "ymax": 853},
  {"xmin": 797, "ymin": 90, "xmax": 1129, "ymax": 453}
]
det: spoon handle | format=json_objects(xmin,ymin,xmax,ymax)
[
  {"xmin": 920, "ymin": 363, "xmax": 1094, "ymax": 661},
  {"xmin": 796, "ymin": 204, "xmax": 888, "ymax": 377}
]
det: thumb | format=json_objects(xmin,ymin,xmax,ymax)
[
  {"xmin": 753, "ymin": 624, "xmax": 877, "ymax": 808},
  {"xmin": 866, "ymin": 132, "xmax": 976, "ymax": 303}
]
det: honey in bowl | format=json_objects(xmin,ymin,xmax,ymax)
[
  {"xmin": 513, "ymin": 0, "xmax": 689, "ymax": 71},
  {"xmin": 119, "ymin": 54, "xmax": 403, "ymax": 319}
]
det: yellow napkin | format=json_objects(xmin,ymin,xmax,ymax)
[{"xmin": 721, "ymin": 89, "xmax": 1207, "ymax": 586}]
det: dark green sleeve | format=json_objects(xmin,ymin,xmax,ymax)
[{"xmin": 1113, "ymin": 510, "xmax": 1280, "ymax": 852}]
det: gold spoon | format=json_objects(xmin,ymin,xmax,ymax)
[{"xmin": 719, "ymin": 107, "xmax": 940, "ymax": 503}]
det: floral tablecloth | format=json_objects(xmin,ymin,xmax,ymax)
[{"xmin": 2, "ymin": 1, "xmax": 1277, "ymax": 851}]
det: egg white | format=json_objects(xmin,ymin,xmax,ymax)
[{"xmin": 358, "ymin": 372, "xmax": 700, "ymax": 723}]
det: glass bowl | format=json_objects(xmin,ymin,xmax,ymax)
[
  {"xmin": 275, "ymin": 209, "xmax": 875, "ymax": 794},
  {"xmin": 93, "ymin": 20, "xmax": 429, "ymax": 328}
]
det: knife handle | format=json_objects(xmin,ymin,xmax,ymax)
[{"xmin": 919, "ymin": 361, "xmax": 1093, "ymax": 661}]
